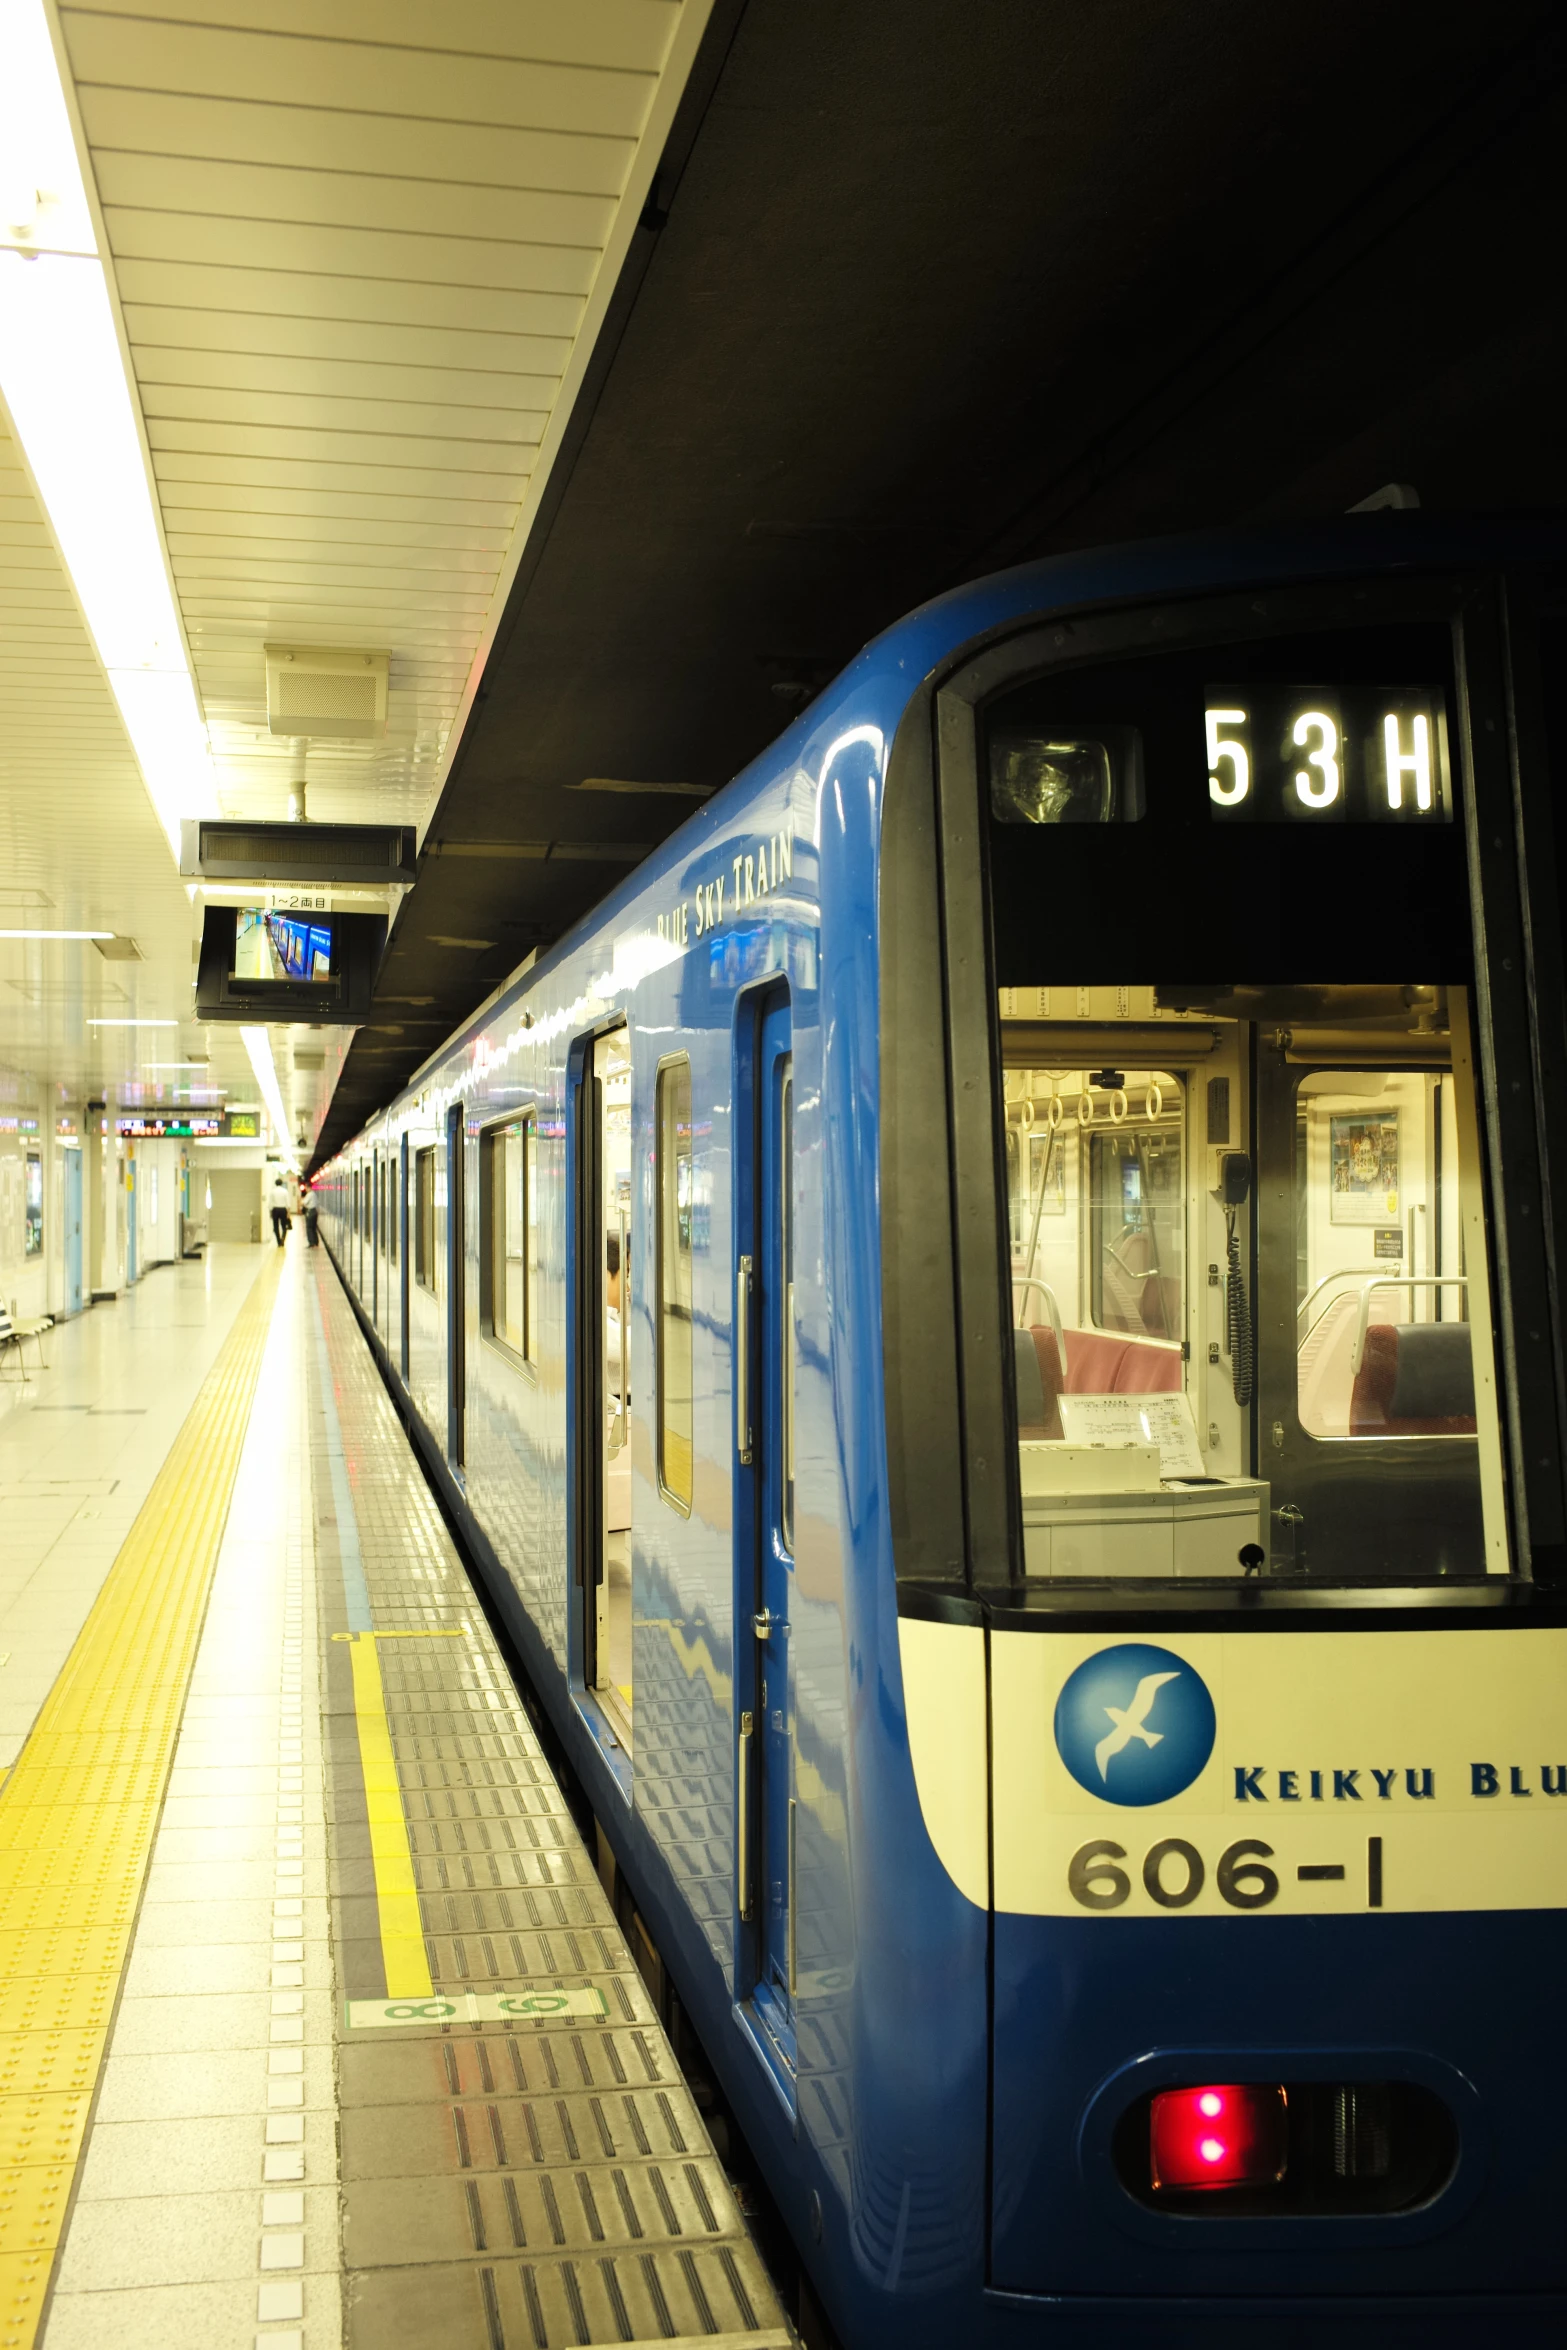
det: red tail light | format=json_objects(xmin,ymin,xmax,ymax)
[{"xmin": 1149, "ymin": 2083, "xmax": 1288, "ymax": 2192}]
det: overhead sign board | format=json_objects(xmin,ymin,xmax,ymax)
[
  {"xmin": 117, "ymin": 1115, "xmax": 223, "ymax": 1139},
  {"xmin": 180, "ymin": 818, "xmax": 415, "ymax": 886}
]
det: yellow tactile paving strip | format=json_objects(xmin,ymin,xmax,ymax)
[
  {"xmin": 343, "ymin": 1631, "xmax": 435, "ymax": 2000},
  {"xmin": 0, "ymin": 1254, "xmax": 282, "ymax": 2350}
]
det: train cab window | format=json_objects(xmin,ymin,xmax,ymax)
[
  {"xmin": 997, "ymin": 990, "xmax": 1508, "ymax": 1586},
  {"xmin": 971, "ymin": 621, "xmax": 1518, "ymax": 1590},
  {"xmin": 414, "ymin": 1145, "xmax": 438, "ymax": 1295},
  {"xmin": 656, "ymin": 1056, "xmax": 694, "ymax": 1512},
  {"xmin": 481, "ymin": 1114, "xmax": 537, "ymax": 1367}
]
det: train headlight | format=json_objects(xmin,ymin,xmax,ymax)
[{"xmin": 1148, "ymin": 2083, "xmax": 1288, "ymax": 2192}]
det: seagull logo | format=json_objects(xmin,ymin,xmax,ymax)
[
  {"xmin": 1054, "ymin": 1643, "xmax": 1216, "ymax": 1806},
  {"xmin": 1094, "ymin": 1670, "xmax": 1181, "ymax": 1782}
]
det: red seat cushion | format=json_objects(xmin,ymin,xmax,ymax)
[
  {"xmin": 1115, "ymin": 1339, "xmax": 1183, "ymax": 1393},
  {"xmin": 1060, "ymin": 1330, "xmax": 1132, "ymax": 1393},
  {"xmin": 1020, "ymin": 1326, "xmax": 1185, "ymax": 1439},
  {"xmin": 1056, "ymin": 1328, "xmax": 1182, "ymax": 1395},
  {"xmin": 1350, "ymin": 1323, "xmax": 1477, "ymax": 1437}
]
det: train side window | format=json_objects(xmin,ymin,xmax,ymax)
[
  {"xmin": 388, "ymin": 1152, "xmax": 398, "ymax": 1266},
  {"xmin": 1087, "ymin": 1106, "xmax": 1184, "ymax": 1341},
  {"xmin": 1007, "ymin": 1066, "xmax": 1185, "ymax": 1354},
  {"xmin": 656, "ymin": 1056, "xmax": 694, "ymax": 1512},
  {"xmin": 1295, "ymin": 1068, "xmax": 1482, "ymax": 1443},
  {"xmin": 414, "ymin": 1146, "xmax": 438, "ymax": 1295},
  {"xmin": 480, "ymin": 1114, "xmax": 536, "ymax": 1367}
]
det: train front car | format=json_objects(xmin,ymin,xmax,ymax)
[{"xmin": 876, "ymin": 528, "xmax": 1567, "ymax": 2347}]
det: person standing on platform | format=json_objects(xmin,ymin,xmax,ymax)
[
  {"xmin": 269, "ymin": 1171, "xmax": 291, "ymax": 1247},
  {"xmin": 303, "ymin": 1189, "xmax": 319, "ymax": 1248}
]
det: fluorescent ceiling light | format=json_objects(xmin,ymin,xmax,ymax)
[
  {"xmin": 88, "ymin": 1017, "xmax": 178, "ymax": 1028},
  {"xmin": 0, "ymin": 0, "xmax": 215, "ymax": 859},
  {"xmin": 241, "ymin": 1026, "xmax": 299, "ymax": 1172},
  {"xmin": 0, "ymin": 927, "xmax": 112, "ymax": 939}
]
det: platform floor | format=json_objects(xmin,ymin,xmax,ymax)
[
  {"xmin": 0, "ymin": 1246, "xmax": 266, "ymax": 1772},
  {"xmin": 0, "ymin": 1238, "xmax": 788, "ymax": 2350}
]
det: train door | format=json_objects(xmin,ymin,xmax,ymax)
[
  {"xmin": 380, "ymin": 1153, "xmax": 391, "ymax": 1343},
  {"xmin": 398, "ymin": 1135, "xmax": 409, "ymax": 1380},
  {"xmin": 375, "ymin": 1152, "xmax": 386, "ymax": 1344},
  {"xmin": 736, "ymin": 987, "xmax": 796, "ymax": 2068},
  {"xmin": 369, "ymin": 1152, "xmax": 380, "ymax": 1328},
  {"xmin": 64, "ymin": 1144, "xmax": 82, "ymax": 1315},
  {"xmin": 575, "ymin": 1028, "xmax": 632, "ymax": 1744},
  {"xmin": 376, "ymin": 1154, "xmax": 389, "ymax": 1348},
  {"xmin": 1254, "ymin": 1003, "xmax": 1502, "ymax": 1575},
  {"xmin": 446, "ymin": 1105, "xmax": 466, "ymax": 1469}
]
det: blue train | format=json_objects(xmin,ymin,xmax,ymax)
[
  {"xmin": 319, "ymin": 520, "xmax": 1567, "ymax": 2345},
  {"xmin": 267, "ymin": 910, "xmax": 332, "ymax": 982}
]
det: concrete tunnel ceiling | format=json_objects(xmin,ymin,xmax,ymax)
[{"xmin": 313, "ymin": 0, "xmax": 1567, "ymax": 1166}]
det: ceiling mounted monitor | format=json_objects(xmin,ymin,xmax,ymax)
[
  {"xmin": 195, "ymin": 905, "xmax": 385, "ymax": 1025},
  {"xmin": 180, "ymin": 819, "xmax": 416, "ymax": 886}
]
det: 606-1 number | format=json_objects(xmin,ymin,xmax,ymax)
[{"xmin": 1068, "ymin": 1837, "xmax": 1278, "ymax": 1911}]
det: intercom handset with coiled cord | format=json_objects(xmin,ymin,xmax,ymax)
[{"xmin": 1217, "ymin": 1151, "xmax": 1255, "ymax": 1408}]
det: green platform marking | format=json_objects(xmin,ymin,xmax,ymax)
[{"xmin": 346, "ymin": 1987, "xmax": 610, "ymax": 2031}]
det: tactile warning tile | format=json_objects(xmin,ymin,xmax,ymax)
[
  {"xmin": 311, "ymin": 1259, "xmax": 793, "ymax": 2348},
  {"xmin": 0, "ymin": 2099, "xmax": 88, "ymax": 2180},
  {"xmin": 0, "ymin": 1252, "xmax": 282, "ymax": 2350},
  {"xmin": 346, "ymin": 2247, "xmax": 789, "ymax": 2350}
]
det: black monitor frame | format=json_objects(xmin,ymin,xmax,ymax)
[{"xmin": 195, "ymin": 905, "xmax": 385, "ymax": 1024}]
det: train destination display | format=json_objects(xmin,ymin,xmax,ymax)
[{"xmin": 1206, "ymin": 684, "xmax": 1451, "ymax": 822}]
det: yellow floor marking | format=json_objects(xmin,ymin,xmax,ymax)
[
  {"xmin": 331, "ymin": 1626, "xmax": 469, "ymax": 1641},
  {"xmin": 345, "ymin": 1634, "xmax": 434, "ymax": 2000},
  {"xmin": 0, "ymin": 1252, "xmax": 280, "ymax": 2350}
]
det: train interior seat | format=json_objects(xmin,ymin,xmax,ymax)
[
  {"xmin": 1014, "ymin": 1323, "xmax": 1184, "ymax": 1441},
  {"xmin": 1014, "ymin": 1326, "xmax": 1053, "ymax": 1438},
  {"xmin": 1349, "ymin": 1321, "xmax": 1478, "ymax": 1437}
]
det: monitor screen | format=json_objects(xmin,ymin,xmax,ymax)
[{"xmin": 231, "ymin": 908, "xmax": 334, "ymax": 983}]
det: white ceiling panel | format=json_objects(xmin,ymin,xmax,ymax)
[
  {"xmin": 71, "ymin": 0, "xmax": 682, "ymax": 73},
  {"xmin": 148, "ymin": 441, "xmax": 530, "ymax": 505},
  {"xmin": 100, "ymin": 207, "xmax": 602, "ymax": 296},
  {"xmin": 162, "ymin": 514, "xmax": 514, "ymax": 560},
  {"xmin": 112, "ymin": 256, "xmax": 586, "ymax": 336},
  {"xmin": 135, "ymin": 344, "xmax": 563, "ymax": 415},
  {"xmin": 80, "ymin": 87, "xmax": 636, "ymax": 198},
  {"xmin": 119, "ymin": 306, "xmax": 574, "ymax": 379},
  {"xmin": 93, "ymin": 153, "xmax": 622, "ymax": 253},
  {"xmin": 0, "ymin": 0, "xmax": 709, "ymax": 1160},
  {"xmin": 0, "ymin": 421, "xmax": 310, "ymax": 1137},
  {"xmin": 63, "ymin": 14, "xmax": 662, "ymax": 135}
]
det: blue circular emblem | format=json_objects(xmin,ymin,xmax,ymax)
[{"xmin": 1054, "ymin": 1643, "xmax": 1215, "ymax": 1806}]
